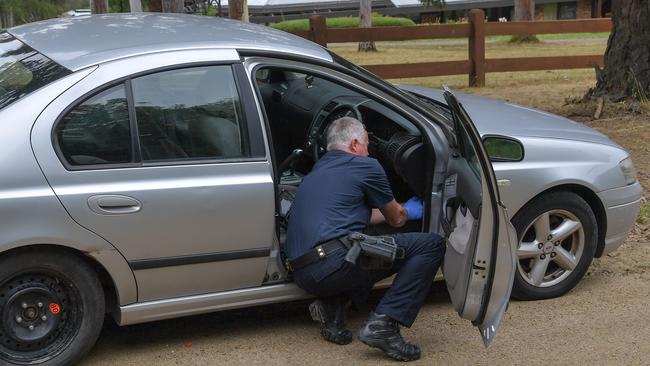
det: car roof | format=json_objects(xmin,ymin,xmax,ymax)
[{"xmin": 8, "ymin": 13, "xmax": 332, "ymax": 71}]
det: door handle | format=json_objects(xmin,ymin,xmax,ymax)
[{"xmin": 87, "ymin": 195, "xmax": 142, "ymax": 215}]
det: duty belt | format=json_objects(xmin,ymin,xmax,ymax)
[{"xmin": 285, "ymin": 237, "xmax": 351, "ymax": 272}]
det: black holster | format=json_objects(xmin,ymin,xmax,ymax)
[{"xmin": 343, "ymin": 232, "xmax": 404, "ymax": 270}]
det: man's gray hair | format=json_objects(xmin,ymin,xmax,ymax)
[{"xmin": 326, "ymin": 116, "xmax": 366, "ymax": 151}]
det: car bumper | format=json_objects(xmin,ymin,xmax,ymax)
[{"xmin": 597, "ymin": 181, "xmax": 643, "ymax": 256}]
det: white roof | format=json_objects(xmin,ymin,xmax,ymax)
[
  {"xmin": 392, "ymin": 0, "xmax": 504, "ymax": 7},
  {"xmin": 223, "ymin": 0, "xmax": 369, "ymax": 6},
  {"xmin": 223, "ymin": 0, "xmax": 507, "ymax": 8}
]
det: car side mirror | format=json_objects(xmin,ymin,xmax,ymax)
[{"xmin": 483, "ymin": 136, "xmax": 524, "ymax": 162}]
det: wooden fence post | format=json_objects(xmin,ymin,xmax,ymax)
[
  {"xmin": 309, "ymin": 16, "xmax": 328, "ymax": 47},
  {"xmin": 468, "ymin": 9, "xmax": 486, "ymax": 87}
]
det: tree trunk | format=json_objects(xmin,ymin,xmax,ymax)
[
  {"xmin": 358, "ymin": 0, "xmax": 376, "ymax": 52},
  {"xmin": 590, "ymin": 0, "xmax": 650, "ymax": 101},
  {"xmin": 90, "ymin": 0, "xmax": 110, "ymax": 14},
  {"xmin": 511, "ymin": 0, "xmax": 538, "ymax": 42},
  {"xmin": 130, "ymin": 0, "xmax": 143, "ymax": 12},
  {"xmin": 228, "ymin": 0, "xmax": 249, "ymax": 21},
  {"xmin": 162, "ymin": 0, "xmax": 184, "ymax": 13},
  {"xmin": 7, "ymin": 6, "xmax": 14, "ymax": 27},
  {"xmin": 148, "ymin": 0, "xmax": 162, "ymax": 12},
  {"xmin": 514, "ymin": 0, "xmax": 534, "ymax": 21}
]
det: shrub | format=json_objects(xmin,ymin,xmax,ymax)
[{"xmin": 271, "ymin": 16, "xmax": 415, "ymax": 33}]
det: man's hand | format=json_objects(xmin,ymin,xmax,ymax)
[
  {"xmin": 372, "ymin": 199, "xmax": 407, "ymax": 227},
  {"xmin": 371, "ymin": 196, "xmax": 423, "ymax": 227},
  {"xmin": 403, "ymin": 197, "xmax": 423, "ymax": 220}
]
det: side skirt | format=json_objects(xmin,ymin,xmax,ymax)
[
  {"xmin": 115, "ymin": 271, "xmax": 445, "ymax": 326},
  {"xmin": 115, "ymin": 282, "xmax": 311, "ymax": 326}
]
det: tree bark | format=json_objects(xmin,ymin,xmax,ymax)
[
  {"xmin": 90, "ymin": 0, "xmax": 110, "ymax": 14},
  {"xmin": 229, "ymin": 0, "xmax": 249, "ymax": 22},
  {"xmin": 514, "ymin": 0, "xmax": 534, "ymax": 21},
  {"xmin": 162, "ymin": 0, "xmax": 184, "ymax": 13},
  {"xmin": 130, "ymin": 0, "xmax": 143, "ymax": 12},
  {"xmin": 358, "ymin": 0, "xmax": 376, "ymax": 52},
  {"xmin": 590, "ymin": 0, "xmax": 650, "ymax": 101},
  {"xmin": 7, "ymin": 6, "xmax": 14, "ymax": 27},
  {"xmin": 511, "ymin": 0, "xmax": 538, "ymax": 42}
]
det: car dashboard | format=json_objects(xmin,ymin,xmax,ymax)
[{"xmin": 258, "ymin": 70, "xmax": 428, "ymax": 198}]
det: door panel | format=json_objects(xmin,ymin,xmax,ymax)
[
  {"xmin": 41, "ymin": 156, "xmax": 275, "ymax": 302},
  {"xmin": 31, "ymin": 59, "xmax": 275, "ymax": 302},
  {"xmin": 441, "ymin": 89, "xmax": 517, "ymax": 347},
  {"xmin": 49, "ymin": 163, "xmax": 273, "ymax": 259}
]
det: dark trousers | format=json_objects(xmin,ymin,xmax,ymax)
[{"xmin": 293, "ymin": 232, "xmax": 446, "ymax": 327}]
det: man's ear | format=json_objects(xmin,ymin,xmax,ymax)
[{"xmin": 349, "ymin": 139, "xmax": 359, "ymax": 152}]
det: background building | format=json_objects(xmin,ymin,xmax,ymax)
[{"xmin": 229, "ymin": 0, "xmax": 611, "ymax": 24}]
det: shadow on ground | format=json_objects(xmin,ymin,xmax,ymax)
[{"xmin": 94, "ymin": 282, "xmax": 452, "ymax": 353}]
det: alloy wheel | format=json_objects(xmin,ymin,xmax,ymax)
[{"xmin": 516, "ymin": 209, "xmax": 585, "ymax": 288}]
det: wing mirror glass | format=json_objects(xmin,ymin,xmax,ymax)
[{"xmin": 483, "ymin": 136, "xmax": 524, "ymax": 162}]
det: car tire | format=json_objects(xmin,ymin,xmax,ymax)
[
  {"xmin": 0, "ymin": 249, "xmax": 105, "ymax": 365},
  {"xmin": 511, "ymin": 191, "xmax": 597, "ymax": 300}
]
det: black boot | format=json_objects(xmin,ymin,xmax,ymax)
[
  {"xmin": 358, "ymin": 312, "xmax": 421, "ymax": 361},
  {"xmin": 308, "ymin": 297, "xmax": 352, "ymax": 345}
]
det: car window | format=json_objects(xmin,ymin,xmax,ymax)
[
  {"xmin": 131, "ymin": 65, "xmax": 247, "ymax": 162},
  {"xmin": 458, "ymin": 119, "xmax": 481, "ymax": 179},
  {"xmin": 0, "ymin": 33, "xmax": 71, "ymax": 111},
  {"xmin": 55, "ymin": 84, "xmax": 132, "ymax": 166}
]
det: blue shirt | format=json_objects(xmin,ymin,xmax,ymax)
[{"xmin": 285, "ymin": 150, "xmax": 394, "ymax": 264}]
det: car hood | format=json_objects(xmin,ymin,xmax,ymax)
[{"xmin": 400, "ymin": 85, "xmax": 621, "ymax": 148}]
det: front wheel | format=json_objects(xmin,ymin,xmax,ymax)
[
  {"xmin": 512, "ymin": 191, "xmax": 598, "ymax": 300},
  {"xmin": 0, "ymin": 249, "xmax": 105, "ymax": 365}
]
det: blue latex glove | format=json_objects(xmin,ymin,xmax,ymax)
[{"xmin": 403, "ymin": 196, "xmax": 423, "ymax": 221}]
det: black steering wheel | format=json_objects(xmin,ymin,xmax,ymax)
[{"xmin": 306, "ymin": 104, "xmax": 363, "ymax": 161}]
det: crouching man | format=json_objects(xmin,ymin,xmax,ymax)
[{"xmin": 284, "ymin": 117, "xmax": 446, "ymax": 361}]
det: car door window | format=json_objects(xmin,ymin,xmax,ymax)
[
  {"xmin": 457, "ymin": 122, "xmax": 481, "ymax": 179},
  {"xmin": 131, "ymin": 66, "xmax": 247, "ymax": 162},
  {"xmin": 55, "ymin": 84, "xmax": 132, "ymax": 166}
]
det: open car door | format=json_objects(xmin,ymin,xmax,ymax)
[{"xmin": 440, "ymin": 88, "xmax": 517, "ymax": 347}]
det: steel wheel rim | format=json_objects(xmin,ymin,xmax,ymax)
[
  {"xmin": 516, "ymin": 209, "xmax": 585, "ymax": 288},
  {"xmin": 0, "ymin": 270, "xmax": 83, "ymax": 365}
]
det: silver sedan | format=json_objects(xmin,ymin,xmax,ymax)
[
  {"xmin": 0, "ymin": 13, "xmax": 640, "ymax": 366},
  {"xmin": 401, "ymin": 85, "xmax": 642, "ymax": 299}
]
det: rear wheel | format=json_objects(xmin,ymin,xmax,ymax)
[
  {"xmin": 0, "ymin": 249, "xmax": 104, "ymax": 365},
  {"xmin": 512, "ymin": 191, "xmax": 597, "ymax": 300}
]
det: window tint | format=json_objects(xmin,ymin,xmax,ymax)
[
  {"xmin": 56, "ymin": 84, "xmax": 132, "ymax": 166},
  {"xmin": 557, "ymin": 2, "xmax": 577, "ymax": 19},
  {"xmin": 131, "ymin": 66, "xmax": 246, "ymax": 162}
]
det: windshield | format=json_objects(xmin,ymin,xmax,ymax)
[
  {"xmin": 0, "ymin": 33, "xmax": 71, "ymax": 111},
  {"xmin": 327, "ymin": 50, "xmax": 453, "ymax": 128}
]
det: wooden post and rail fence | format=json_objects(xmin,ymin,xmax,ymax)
[{"xmin": 292, "ymin": 9, "xmax": 611, "ymax": 87}]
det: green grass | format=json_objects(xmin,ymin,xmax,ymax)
[
  {"xmin": 638, "ymin": 200, "xmax": 650, "ymax": 224},
  {"xmin": 271, "ymin": 16, "xmax": 415, "ymax": 33}
]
